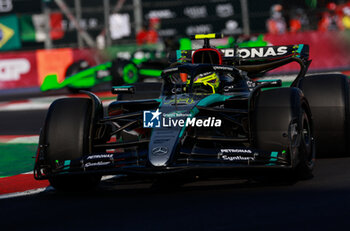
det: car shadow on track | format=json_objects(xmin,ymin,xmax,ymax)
[{"xmin": 42, "ymin": 175, "xmax": 306, "ymax": 199}]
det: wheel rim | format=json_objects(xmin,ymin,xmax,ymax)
[
  {"xmin": 301, "ymin": 111, "xmax": 314, "ymax": 167},
  {"xmin": 123, "ymin": 63, "xmax": 138, "ymax": 84},
  {"xmin": 289, "ymin": 121, "xmax": 299, "ymax": 156}
]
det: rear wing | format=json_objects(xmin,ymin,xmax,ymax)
[{"xmin": 169, "ymin": 44, "xmax": 309, "ymax": 63}]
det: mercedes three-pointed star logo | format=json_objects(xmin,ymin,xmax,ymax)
[{"xmin": 152, "ymin": 147, "xmax": 168, "ymax": 156}]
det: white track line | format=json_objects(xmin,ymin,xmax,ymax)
[
  {"xmin": 101, "ymin": 175, "xmax": 117, "ymax": 181},
  {"xmin": 0, "ymin": 186, "xmax": 54, "ymax": 200},
  {"xmin": 0, "ymin": 103, "xmax": 51, "ymax": 111},
  {"xmin": 7, "ymin": 136, "xmax": 39, "ymax": 144}
]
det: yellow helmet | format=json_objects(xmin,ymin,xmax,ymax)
[{"xmin": 187, "ymin": 72, "xmax": 220, "ymax": 93}]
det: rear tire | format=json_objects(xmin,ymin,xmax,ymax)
[
  {"xmin": 296, "ymin": 74, "xmax": 350, "ymax": 157},
  {"xmin": 253, "ymin": 87, "xmax": 314, "ymax": 180},
  {"xmin": 43, "ymin": 98, "xmax": 101, "ymax": 191}
]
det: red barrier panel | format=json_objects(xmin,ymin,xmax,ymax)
[
  {"xmin": 0, "ymin": 51, "xmax": 38, "ymax": 89},
  {"xmin": 36, "ymin": 48, "xmax": 74, "ymax": 85},
  {"xmin": 264, "ymin": 31, "xmax": 350, "ymax": 72},
  {"xmin": 0, "ymin": 48, "xmax": 98, "ymax": 90}
]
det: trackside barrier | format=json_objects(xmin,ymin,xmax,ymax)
[{"xmin": 0, "ymin": 48, "xmax": 98, "ymax": 90}]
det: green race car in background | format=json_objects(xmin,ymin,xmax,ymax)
[
  {"xmin": 40, "ymin": 35, "xmax": 268, "ymax": 92},
  {"xmin": 40, "ymin": 49, "xmax": 168, "ymax": 92}
]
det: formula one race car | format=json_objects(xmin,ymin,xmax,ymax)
[
  {"xmin": 40, "ymin": 49, "xmax": 168, "ymax": 92},
  {"xmin": 34, "ymin": 34, "xmax": 350, "ymax": 190}
]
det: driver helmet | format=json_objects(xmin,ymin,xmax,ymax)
[{"xmin": 187, "ymin": 72, "xmax": 220, "ymax": 93}]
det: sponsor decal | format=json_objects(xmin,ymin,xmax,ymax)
[
  {"xmin": 223, "ymin": 85, "xmax": 235, "ymax": 92},
  {"xmin": 84, "ymin": 161, "xmax": 111, "ymax": 168},
  {"xmin": 186, "ymin": 24, "xmax": 212, "ymax": 35},
  {"xmin": 220, "ymin": 149, "xmax": 252, "ymax": 154},
  {"xmin": 221, "ymin": 155, "xmax": 255, "ymax": 161},
  {"xmin": 152, "ymin": 147, "xmax": 168, "ymax": 156},
  {"xmin": 143, "ymin": 109, "xmax": 222, "ymax": 128},
  {"xmin": 116, "ymin": 51, "xmax": 131, "ymax": 60},
  {"xmin": 164, "ymin": 97, "xmax": 195, "ymax": 105},
  {"xmin": 62, "ymin": 18, "xmax": 99, "ymax": 31},
  {"xmin": 112, "ymin": 86, "xmax": 135, "ymax": 94},
  {"xmin": 86, "ymin": 154, "xmax": 113, "ymax": 160},
  {"xmin": 269, "ymin": 151, "xmax": 279, "ymax": 162},
  {"xmin": 147, "ymin": 9, "xmax": 176, "ymax": 19},
  {"xmin": 55, "ymin": 160, "xmax": 71, "ymax": 170},
  {"xmin": 163, "ymin": 67, "xmax": 179, "ymax": 74},
  {"xmin": 213, "ymin": 66, "xmax": 234, "ymax": 71},
  {"xmin": 0, "ymin": 58, "xmax": 30, "ymax": 81},
  {"xmin": 112, "ymin": 87, "xmax": 130, "ymax": 91},
  {"xmin": 184, "ymin": 6, "xmax": 207, "ymax": 19},
  {"xmin": 246, "ymin": 81, "xmax": 256, "ymax": 88},
  {"xmin": 158, "ymin": 28, "xmax": 177, "ymax": 37},
  {"xmin": 0, "ymin": 0, "xmax": 12, "ymax": 13},
  {"xmin": 222, "ymin": 20, "xmax": 242, "ymax": 35},
  {"xmin": 134, "ymin": 51, "xmax": 150, "ymax": 60},
  {"xmin": 189, "ymin": 47, "xmax": 288, "ymax": 59},
  {"xmin": 96, "ymin": 70, "xmax": 110, "ymax": 79},
  {"xmin": 220, "ymin": 49, "xmax": 235, "ymax": 57},
  {"xmin": 216, "ymin": 3, "xmax": 234, "ymax": 18},
  {"xmin": 238, "ymin": 47, "xmax": 288, "ymax": 58},
  {"xmin": 219, "ymin": 149, "xmax": 258, "ymax": 162},
  {"xmin": 171, "ymin": 87, "xmax": 183, "ymax": 94}
]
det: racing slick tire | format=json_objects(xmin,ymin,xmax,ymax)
[
  {"xmin": 296, "ymin": 74, "xmax": 350, "ymax": 157},
  {"xmin": 111, "ymin": 59, "xmax": 139, "ymax": 86},
  {"xmin": 65, "ymin": 60, "xmax": 90, "ymax": 93},
  {"xmin": 43, "ymin": 98, "xmax": 101, "ymax": 191},
  {"xmin": 253, "ymin": 87, "xmax": 315, "ymax": 180}
]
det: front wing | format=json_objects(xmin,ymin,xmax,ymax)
[{"xmin": 34, "ymin": 147, "xmax": 292, "ymax": 180}]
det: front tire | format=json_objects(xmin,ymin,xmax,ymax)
[
  {"xmin": 43, "ymin": 98, "xmax": 101, "ymax": 191},
  {"xmin": 253, "ymin": 87, "xmax": 315, "ymax": 180}
]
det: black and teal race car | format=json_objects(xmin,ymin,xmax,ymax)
[{"xmin": 34, "ymin": 34, "xmax": 350, "ymax": 190}]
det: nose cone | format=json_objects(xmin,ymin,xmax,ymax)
[
  {"xmin": 148, "ymin": 127, "xmax": 182, "ymax": 167},
  {"xmin": 148, "ymin": 94, "xmax": 202, "ymax": 167}
]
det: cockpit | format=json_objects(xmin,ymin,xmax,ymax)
[{"xmin": 161, "ymin": 64, "xmax": 250, "ymax": 95}]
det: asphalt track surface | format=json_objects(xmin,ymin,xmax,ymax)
[
  {"xmin": 1, "ymin": 99, "xmax": 350, "ymax": 230},
  {"xmin": 0, "ymin": 109, "xmax": 46, "ymax": 135}
]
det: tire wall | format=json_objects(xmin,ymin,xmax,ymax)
[{"xmin": 43, "ymin": 98, "xmax": 92, "ymax": 163}]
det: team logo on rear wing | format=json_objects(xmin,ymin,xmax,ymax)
[
  {"xmin": 222, "ymin": 46, "xmax": 288, "ymax": 58},
  {"xmin": 171, "ymin": 44, "xmax": 309, "ymax": 62}
]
